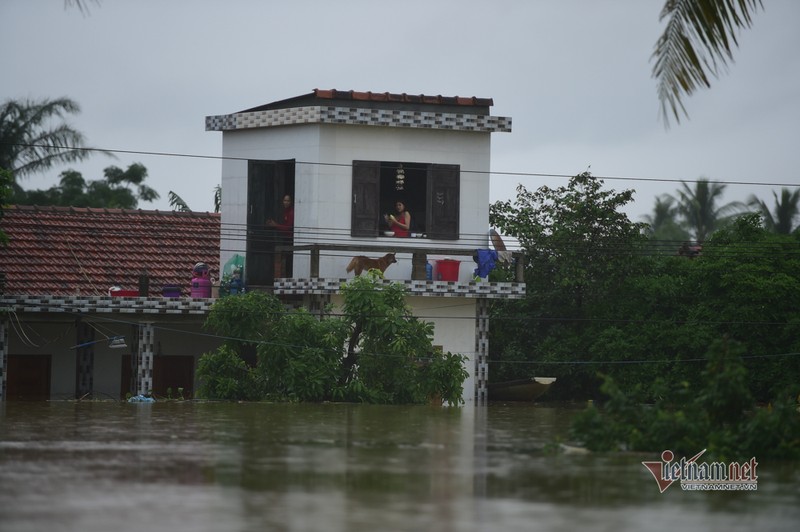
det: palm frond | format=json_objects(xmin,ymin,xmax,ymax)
[
  {"xmin": 64, "ymin": 0, "xmax": 101, "ymax": 16},
  {"xmin": 213, "ymin": 184, "xmax": 221, "ymax": 213},
  {"xmin": 652, "ymin": 0, "xmax": 763, "ymax": 126},
  {"xmin": 168, "ymin": 191, "xmax": 191, "ymax": 212},
  {"xmin": 0, "ymin": 97, "xmax": 114, "ymax": 180}
]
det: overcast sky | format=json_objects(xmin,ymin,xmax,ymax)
[{"xmin": 3, "ymin": 0, "xmax": 799, "ymax": 222}]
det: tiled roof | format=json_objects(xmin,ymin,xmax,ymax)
[
  {"xmin": 207, "ymin": 89, "xmax": 511, "ymax": 133},
  {"xmin": 240, "ymin": 89, "xmax": 494, "ymax": 113},
  {"xmin": 0, "ymin": 205, "xmax": 220, "ymax": 297}
]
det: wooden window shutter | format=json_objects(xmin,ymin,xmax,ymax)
[
  {"xmin": 351, "ymin": 160, "xmax": 380, "ymax": 237},
  {"xmin": 427, "ymin": 164, "xmax": 460, "ymax": 240}
]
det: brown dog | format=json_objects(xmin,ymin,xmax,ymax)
[{"xmin": 345, "ymin": 253, "xmax": 397, "ymax": 276}]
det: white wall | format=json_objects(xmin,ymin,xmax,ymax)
[
  {"xmin": 219, "ymin": 125, "xmax": 322, "ymax": 272},
  {"xmin": 408, "ymin": 296, "xmax": 478, "ymax": 404},
  {"xmin": 218, "ymin": 123, "xmax": 492, "ymax": 281}
]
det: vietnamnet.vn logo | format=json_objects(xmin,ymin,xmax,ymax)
[{"xmin": 642, "ymin": 449, "xmax": 758, "ymax": 492}]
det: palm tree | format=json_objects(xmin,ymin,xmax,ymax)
[
  {"xmin": 168, "ymin": 185, "xmax": 222, "ymax": 213},
  {"xmin": 670, "ymin": 179, "xmax": 745, "ymax": 242},
  {"xmin": 643, "ymin": 195, "xmax": 691, "ymax": 248},
  {"xmin": 652, "ymin": 0, "xmax": 763, "ymax": 126},
  {"xmin": 748, "ymin": 188, "xmax": 800, "ymax": 234},
  {"xmin": 0, "ymin": 97, "xmax": 97, "ymax": 181}
]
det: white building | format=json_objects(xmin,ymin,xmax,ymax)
[{"xmin": 206, "ymin": 89, "xmax": 525, "ymax": 403}]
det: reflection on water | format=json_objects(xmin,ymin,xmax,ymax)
[{"xmin": 1, "ymin": 402, "xmax": 798, "ymax": 532}]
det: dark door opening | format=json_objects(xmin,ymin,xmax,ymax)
[
  {"xmin": 121, "ymin": 355, "xmax": 196, "ymax": 399},
  {"xmin": 247, "ymin": 160, "xmax": 295, "ymax": 287},
  {"xmin": 6, "ymin": 355, "xmax": 51, "ymax": 400}
]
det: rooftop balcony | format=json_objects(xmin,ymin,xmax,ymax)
[{"xmin": 271, "ymin": 243, "xmax": 526, "ymax": 300}]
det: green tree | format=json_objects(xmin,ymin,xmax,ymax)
[
  {"xmin": 642, "ymin": 195, "xmax": 691, "ymax": 247},
  {"xmin": 14, "ymin": 163, "xmax": 159, "ymax": 209},
  {"xmin": 652, "ymin": 0, "xmax": 763, "ymax": 126},
  {"xmin": 103, "ymin": 163, "xmax": 159, "ymax": 203},
  {"xmin": 488, "ymin": 173, "xmax": 649, "ymax": 392},
  {"xmin": 669, "ymin": 178, "xmax": 744, "ymax": 242},
  {"xmin": 571, "ymin": 337, "xmax": 800, "ymax": 460},
  {"xmin": 488, "ymin": 177, "xmax": 799, "ymax": 405},
  {"xmin": 0, "ymin": 97, "xmax": 103, "ymax": 185},
  {"xmin": 585, "ymin": 214, "xmax": 800, "ymax": 403},
  {"xmin": 197, "ymin": 276, "xmax": 468, "ymax": 405},
  {"xmin": 748, "ymin": 188, "xmax": 800, "ymax": 235}
]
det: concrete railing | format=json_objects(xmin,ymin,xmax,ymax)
[{"xmin": 277, "ymin": 243, "xmax": 524, "ymax": 282}]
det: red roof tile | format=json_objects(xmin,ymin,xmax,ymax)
[{"xmin": 0, "ymin": 205, "xmax": 220, "ymax": 297}]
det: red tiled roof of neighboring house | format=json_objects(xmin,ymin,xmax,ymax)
[{"xmin": 0, "ymin": 205, "xmax": 220, "ymax": 297}]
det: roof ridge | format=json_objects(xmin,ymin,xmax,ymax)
[{"xmin": 312, "ymin": 88, "xmax": 493, "ymax": 106}]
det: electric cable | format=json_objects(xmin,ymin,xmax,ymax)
[{"xmin": 5, "ymin": 141, "xmax": 800, "ymax": 189}]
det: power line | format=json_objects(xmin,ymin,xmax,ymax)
[
  {"xmin": 9, "ymin": 304, "xmax": 797, "ymax": 367},
  {"xmin": 6, "ymin": 141, "xmax": 800, "ymax": 189}
]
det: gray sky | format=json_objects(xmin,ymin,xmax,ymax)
[{"xmin": 3, "ymin": 0, "xmax": 799, "ymax": 222}]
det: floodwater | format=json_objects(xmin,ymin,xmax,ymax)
[{"xmin": 0, "ymin": 402, "xmax": 798, "ymax": 532}]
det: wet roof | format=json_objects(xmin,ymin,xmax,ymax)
[{"xmin": 1, "ymin": 205, "xmax": 220, "ymax": 296}]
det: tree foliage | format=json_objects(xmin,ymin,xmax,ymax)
[
  {"xmin": 490, "ymin": 174, "xmax": 800, "ymax": 405},
  {"xmin": 667, "ymin": 178, "xmax": 745, "ymax": 242},
  {"xmin": 12, "ymin": 163, "xmax": 159, "ymax": 209},
  {"xmin": 748, "ymin": 188, "xmax": 800, "ymax": 235},
  {"xmin": 488, "ymin": 173, "xmax": 649, "ymax": 390},
  {"xmin": 196, "ymin": 276, "xmax": 468, "ymax": 405},
  {"xmin": 642, "ymin": 195, "xmax": 691, "ymax": 246},
  {"xmin": 571, "ymin": 337, "xmax": 800, "ymax": 460}
]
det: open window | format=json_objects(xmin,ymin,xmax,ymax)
[{"xmin": 351, "ymin": 160, "xmax": 460, "ymax": 239}]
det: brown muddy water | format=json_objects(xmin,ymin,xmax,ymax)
[{"xmin": 1, "ymin": 401, "xmax": 798, "ymax": 532}]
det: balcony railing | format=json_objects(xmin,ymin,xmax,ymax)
[{"xmin": 276, "ymin": 243, "xmax": 525, "ymax": 282}]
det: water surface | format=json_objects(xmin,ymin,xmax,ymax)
[{"xmin": 1, "ymin": 402, "xmax": 797, "ymax": 532}]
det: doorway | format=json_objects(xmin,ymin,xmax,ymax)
[
  {"xmin": 5, "ymin": 355, "xmax": 51, "ymax": 400},
  {"xmin": 246, "ymin": 159, "xmax": 295, "ymax": 287}
]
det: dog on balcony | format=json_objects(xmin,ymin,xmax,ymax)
[{"xmin": 345, "ymin": 253, "xmax": 397, "ymax": 276}]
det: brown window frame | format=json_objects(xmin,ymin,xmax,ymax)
[{"xmin": 351, "ymin": 160, "xmax": 460, "ymax": 240}]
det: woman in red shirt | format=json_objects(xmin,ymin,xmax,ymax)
[
  {"xmin": 385, "ymin": 200, "xmax": 411, "ymax": 237},
  {"xmin": 267, "ymin": 195, "xmax": 295, "ymax": 276}
]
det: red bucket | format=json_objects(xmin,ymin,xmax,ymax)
[
  {"xmin": 435, "ymin": 259, "xmax": 460, "ymax": 282},
  {"xmin": 110, "ymin": 289, "xmax": 139, "ymax": 297}
]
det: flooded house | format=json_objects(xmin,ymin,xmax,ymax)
[
  {"xmin": 206, "ymin": 89, "xmax": 524, "ymax": 403},
  {"xmin": 0, "ymin": 206, "xmax": 222, "ymax": 400}
]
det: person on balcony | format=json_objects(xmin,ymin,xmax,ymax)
[{"xmin": 266, "ymin": 194, "xmax": 295, "ymax": 276}]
